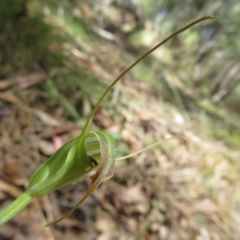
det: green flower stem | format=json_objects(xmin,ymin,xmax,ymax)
[{"xmin": 0, "ymin": 192, "xmax": 32, "ymax": 225}]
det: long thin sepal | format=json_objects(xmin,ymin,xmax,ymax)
[
  {"xmin": 0, "ymin": 192, "xmax": 32, "ymax": 225},
  {"xmin": 116, "ymin": 137, "xmax": 187, "ymax": 161},
  {"xmin": 116, "ymin": 140, "xmax": 168, "ymax": 161},
  {"xmin": 80, "ymin": 16, "xmax": 216, "ymax": 136}
]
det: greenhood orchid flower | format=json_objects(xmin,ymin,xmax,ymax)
[{"xmin": 0, "ymin": 16, "xmax": 215, "ymax": 227}]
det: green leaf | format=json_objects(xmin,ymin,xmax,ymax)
[{"xmin": 0, "ymin": 193, "xmax": 32, "ymax": 225}]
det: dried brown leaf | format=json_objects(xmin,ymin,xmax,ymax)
[
  {"xmin": 189, "ymin": 198, "xmax": 219, "ymax": 214},
  {"xmin": 0, "ymin": 72, "xmax": 45, "ymax": 90},
  {"xmin": 38, "ymin": 139, "xmax": 55, "ymax": 156},
  {"xmin": 0, "ymin": 180, "xmax": 22, "ymax": 198},
  {"xmin": 118, "ymin": 184, "xmax": 147, "ymax": 204}
]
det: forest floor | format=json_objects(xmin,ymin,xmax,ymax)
[{"xmin": 1, "ymin": 4, "xmax": 240, "ymax": 240}]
